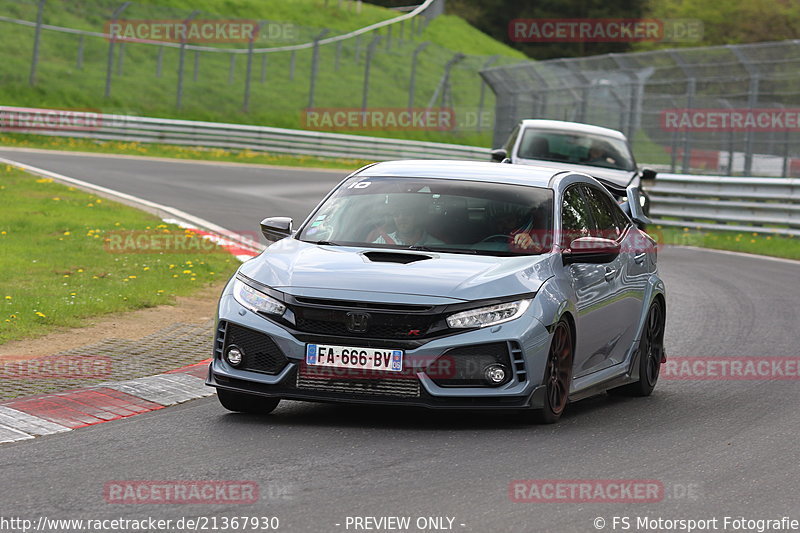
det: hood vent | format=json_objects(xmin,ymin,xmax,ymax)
[{"xmin": 363, "ymin": 251, "xmax": 433, "ymax": 264}]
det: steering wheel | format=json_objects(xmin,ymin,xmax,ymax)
[{"xmin": 479, "ymin": 234, "xmax": 510, "ymax": 243}]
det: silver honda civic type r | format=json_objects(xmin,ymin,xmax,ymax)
[{"xmin": 206, "ymin": 160, "xmax": 666, "ymax": 423}]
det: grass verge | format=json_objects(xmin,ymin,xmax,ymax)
[
  {"xmin": 0, "ymin": 164, "xmax": 239, "ymax": 344},
  {"xmin": 653, "ymin": 225, "xmax": 800, "ymax": 260},
  {"xmin": 0, "ymin": 133, "xmax": 373, "ymax": 171}
]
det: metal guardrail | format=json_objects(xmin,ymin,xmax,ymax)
[
  {"xmin": 648, "ymin": 173, "xmax": 800, "ymax": 236},
  {"xmin": 2, "ymin": 107, "xmax": 797, "ymax": 236},
  {"xmin": 0, "ymin": 107, "xmax": 490, "ymax": 161}
]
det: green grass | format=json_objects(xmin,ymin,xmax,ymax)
[
  {"xmin": 0, "ymin": 0, "xmax": 523, "ymax": 147},
  {"xmin": 0, "ymin": 133, "xmax": 374, "ymax": 170},
  {"xmin": 0, "ymin": 165, "xmax": 239, "ymax": 344},
  {"xmin": 652, "ymin": 225, "xmax": 800, "ymax": 260}
]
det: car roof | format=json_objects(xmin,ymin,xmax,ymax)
[
  {"xmin": 518, "ymin": 119, "xmax": 627, "ymax": 141},
  {"xmin": 354, "ymin": 159, "xmax": 567, "ymax": 188}
]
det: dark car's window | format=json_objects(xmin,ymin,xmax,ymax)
[
  {"xmin": 517, "ymin": 129, "xmax": 635, "ymax": 171},
  {"xmin": 561, "ymin": 186, "xmax": 594, "ymax": 247},
  {"xmin": 297, "ymin": 176, "xmax": 554, "ymax": 256},
  {"xmin": 583, "ymin": 185, "xmax": 627, "ymax": 240}
]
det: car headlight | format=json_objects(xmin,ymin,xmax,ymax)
[
  {"xmin": 446, "ymin": 299, "xmax": 531, "ymax": 329},
  {"xmin": 232, "ymin": 278, "xmax": 286, "ymax": 316}
]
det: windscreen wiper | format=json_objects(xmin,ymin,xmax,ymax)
[{"xmin": 406, "ymin": 245, "xmax": 478, "ymax": 254}]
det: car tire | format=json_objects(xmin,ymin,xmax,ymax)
[
  {"xmin": 528, "ymin": 319, "xmax": 573, "ymax": 424},
  {"xmin": 609, "ymin": 299, "xmax": 665, "ymax": 397},
  {"xmin": 217, "ymin": 389, "xmax": 280, "ymax": 414}
]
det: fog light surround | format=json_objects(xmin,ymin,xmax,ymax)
[
  {"xmin": 226, "ymin": 345, "xmax": 244, "ymax": 367},
  {"xmin": 484, "ymin": 364, "xmax": 508, "ymax": 386}
]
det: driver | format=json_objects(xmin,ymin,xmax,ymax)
[
  {"xmin": 489, "ymin": 203, "xmax": 542, "ymax": 251},
  {"xmin": 372, "ymin": 195, "xmax": 443, "ymax": 246}
]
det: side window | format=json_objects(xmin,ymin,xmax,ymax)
[
  {"xmin": 583, "ymin": 186, "xmax": 624, "ymax": 240},
  {"xmin": 561, "ymin": 186, "xmax": 594, "ymax": 247},
  {"xmin": 503, "ymin": 125, "xmax": 520, "ymax": 155}
]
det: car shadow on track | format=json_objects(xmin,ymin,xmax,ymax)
[{"xmin": 211, "ymin": 392, "xmax": 665, "ymax": 431}]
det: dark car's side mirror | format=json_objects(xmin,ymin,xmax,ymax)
[
  {"xmin": 640, "ymin": 168, "xmax": 657, "ymax": 182},
  {"xmin": 563, "ymin": 237, "xmax": 621, "ymax": 265},
  {"xmin": 260, "ymin": 217, "xmax": 293, "ymax": 242},
  {"xmin": 490, "ymin": 148, "xmax": 507, "ymax": 162}
]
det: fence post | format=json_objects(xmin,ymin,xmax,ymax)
[
  {"xmin": 260, "ymin": 54, "xmax": 267, "ymax": 83},
  {"xmin": 193, "ymin": 51, "xmax": 199, "ymax": 82},
  {"xmin": 28, "ymin": 0, "xmax": 45, "ymax": 86},
  {"xmin": 228, "ymin": 54, "xmax": 236, "ymax": 84},
  {"xmin": 289, "ymin": 50, "xmax": 296, "ymax": 80},
  {"xmin": 244, "ymin": 21, "xmax": 268, "ymax": 113},
  {"xmin": 176, "ymin": 10, "xmax": 200, "ymax": 110},
  {"xmin": 156, "ymin": 47, "xmax": 163, "ymax": 78},
  {"xmin": 116, "ymin": 42, "xmax": 125, "ymax": 75},
  {"xmin": 104, "ymin": 2, "xmax": 131, "ymax": 98},
  {"xmin": 335, "ymin": 40, "xmax": 342, "ymax": 71},
  {"xmin": 477, "ymin": 55, "xmax": 499, "ymax": 131},
  {"xmin": 361, "ymin": 33, "xmax": 383, "ymax": 111},
  {"xmin": 427, "ymin": 52, "xmax": 466, "ymax": 110},
  {"xmin": 308, "ymin": 29, "xmax": 330, "ymax": 109},
  {"xmin": 386, "ymin": 25, "xmax": 392, "ymax": 50},
  {"xmin": 407, "ymin": 41, "xmax": 429, "ymax": 109},
  {"xmin": 76, "ymin": 35, "xmax": 85, "ymax": 70}
]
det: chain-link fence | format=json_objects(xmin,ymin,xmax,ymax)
[
  {"xmin": 481, "ymin": 41, "xmax": 800, "ymax": 177},
  {"xmin": 0, "ymin": 0, "xmax": 516, "ymax": 144}
]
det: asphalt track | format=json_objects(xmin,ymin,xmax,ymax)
[{"xmin": 1, "ymin": 148, "xmax": 799, "ymax": 533}]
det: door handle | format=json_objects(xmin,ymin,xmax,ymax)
[
  {"xmin": 604, "ymin": 267, "xmax": 616, "ymax": 281},
  {"xmin": 634, "ymin": 253, "xmax": 647, "ymax": 265}
]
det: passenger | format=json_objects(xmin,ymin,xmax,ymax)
[{"xmin": 372, "ymin": 196, "xmax": 443, "ymax": 246}]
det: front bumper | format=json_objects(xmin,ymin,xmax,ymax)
[{"xmin": 206, "ymin": 292, "xmax": 552, "ymax": 410}]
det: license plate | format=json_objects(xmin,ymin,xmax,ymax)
[{"xmin": 305, "ymin": 344, "xmax": 403, "ymax": 372}]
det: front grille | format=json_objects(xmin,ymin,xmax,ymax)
[
  {"xmin": 296, "ymin": 366, "xmax": 421, "ymax": 397},
  {"xmin": 223, "ymin": 322, "xmax": 289, "ymax": 375},
  {"xmin": 430, "ymin": 342, "xmax": 513, "ymax": 387},
  {"xmin": 288, "ymin": 300, "xmax": 446, "ymax": 340}
]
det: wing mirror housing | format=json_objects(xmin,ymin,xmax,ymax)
[
  {"xmin": 260, "ymin": 217, "xmax": 293, "ymax": 242},
  {"xmin": 490, "ymin": 148, "xmax": 507, "ymax": 162},
  {"xmin": 621, "ymin": 184, "xmax": 652, "ymax": 228},
  {"xmin": 640, "ymin": 168, "xmax": 657, "ymax": 182},
  {"xmin": 563, "ymin": 237, "xmax": 621, "ymax": 265}
]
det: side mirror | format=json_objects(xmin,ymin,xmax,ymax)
[
  {"xmin": 624, "ymin": 184, "xmax": 651, "ymax": 227},
  {"xmin": 563, "ymin": 237, "xmax": 620, "ymax": 265},
  {"xmin": 490, "ymin": 148, "xmax": 507, "ymax": 162},
  {"xmin": 640, "ymin": 168, "xmax": 657, "ymax": 182},
  {"xmin": 260, "ymin": 217, "xmax": 293, "ymax": 242}
]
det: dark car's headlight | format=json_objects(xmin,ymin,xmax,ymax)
[
  {"xmin": 232, "ymin": 278, "xmax": 286, "ymax": 316},
  {"xmin": 446, "ymin": 299, "xmax": 531, "ymax": 329}
]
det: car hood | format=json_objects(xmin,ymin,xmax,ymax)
[
  {"xmin": 514, "ymin": 158, "xmax": 636, "ymax": 187},
  {"xmin": 239, "ymin": 239, "xmax": 554, "ymax": 302}
]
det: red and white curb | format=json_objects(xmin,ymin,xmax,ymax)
[{"xmin": 0, "ymin": 361, "xmax": 213, "ymax": 444}]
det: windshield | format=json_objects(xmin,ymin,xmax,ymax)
[
  {"xmin": 518, "ymin": 129, "xmax": 636, "ymax": 171},
  {"xmin": 297, "ymin": 176, "xmax": 554, "ymax": 256}
]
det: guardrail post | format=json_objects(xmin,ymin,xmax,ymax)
[
  {"xmin": 361, "ymin": 33, "xmax": 383, "ymax": 111},
  {"xmin": 76, "ymin": 35, "xmax": 85, "ymax": 70},
  {"xmin": 244, "ymin": 21, "xmax": 268, "ymax": 113},
  {"xmin": 407, "ymin": 42, "xmax": 429, "ymax": 109},
  {"xmin": 28, "ymin": 0, "xmax": 45, "ymax": 86},
  {"xmin": 104, "ymin": 2, "xmax": 131, "ymax": 98},
  {"xmin": 307, "ymin": 29, "xmax": 330, "ymax": 109},
  {"xmin": 176, "ymin": 10, "xmax": 200, "ymax": 110}
]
